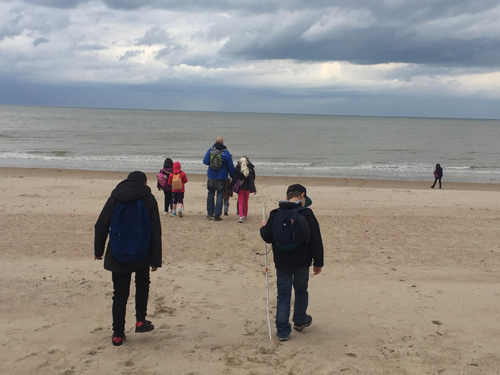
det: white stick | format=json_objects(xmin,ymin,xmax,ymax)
[{"xmin": 263, "ymin": 204, "xmax": 272, "ymax": 341}]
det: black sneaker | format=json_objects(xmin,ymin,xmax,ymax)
[
  {"xmin": 135, "ymin": 320, "xmax": 154, "ymax": 333},
  {"xmin": 224, "ymin": 212, "xmax": 228, "ymax": 216},
  {"xmin": 213, "ymin": 216, "xmax": 222, "ymax": 221},
  {"xmin": 293, "ymin": 315, "xmax": 312, "ymax": 331},
  {"xmin": 112, "ymin": 332, "xmax": 126, "ymax": 346},
  {"xmin": 277, "ymin": 334, "xmax": 289, "ymax": 342},
  {"xmin": 207, "ymin": 215, "xmax": 214, "ymax": 220}
]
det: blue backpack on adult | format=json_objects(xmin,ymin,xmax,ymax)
[
  {"xmin": 272, "ymin": 207, "xmax": 311, "ymax": 251},
  {"xmin": 109, "ymin": 199, "xmax": 151, "ymax": 263}
]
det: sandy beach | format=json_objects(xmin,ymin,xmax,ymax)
[{"xmin": 1, "ymin": 167, "xmax": 499, "ymax": 375}]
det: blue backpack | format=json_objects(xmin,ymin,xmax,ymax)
[
  {"xmin": 109, "ymin": 199, "xmax": 151, "ymax": 263},
  {"xmin": 272, "ymin": 207, "xmax": 311, "ymax": 251}
]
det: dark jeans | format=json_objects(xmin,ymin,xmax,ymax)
[
  {"xmin": 112, "ymin": 267, "xmax": 150, "ymax": 335},
  {"xmin": 207, "ymin": 179, "xmax": 225, "ymax": 217},
  {"xmin": 276, "ymin": 267, "xmax": 310, "ymax": 338},
  {"xmin": 163, "ymin": 190, "xmax": 173, "ymax": 212},
  {"xmin": 432, "ymin": 177, "xmax": 442, "ymax": 188}
]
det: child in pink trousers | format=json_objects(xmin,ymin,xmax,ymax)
[{"xmin": 230, "ymin": 156, "xmax": 256, "ymax": 223}]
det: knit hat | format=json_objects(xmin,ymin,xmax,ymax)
[{"xmin": 127, "ymin": 171, "xmax": 147, "ymax": 184}]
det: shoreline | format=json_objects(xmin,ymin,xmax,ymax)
[{"xmin": 2, "ymin": 166, "xmax": 499, "ymax": 191}]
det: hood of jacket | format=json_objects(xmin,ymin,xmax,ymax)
[
  {"xmin": 213, "ymin": 143, "xmax": 227, "ymax": 151},
  {"xmin": 111, "ymin": 179, "xmax": 152, "ymax": 203},
  {"xmin": 278, "ymin": 200, "xmax": 304, "ymax": 211},
  {"xmin": 173, "ymin": 161, "xmax": 181, "ymax": 174}
]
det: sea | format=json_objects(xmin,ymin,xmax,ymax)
[{"xmin": 1, "ymin": 105, "xmax": 500, "ymax": 183}]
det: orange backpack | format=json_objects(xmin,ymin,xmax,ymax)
[{"xmin": 172, "ymin": 173, "xmax": 183, "ymax": 190}]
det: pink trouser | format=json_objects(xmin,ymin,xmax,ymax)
[{"xmin": 238, "ymin": 190, "xmax": 250, "ymax": 217}]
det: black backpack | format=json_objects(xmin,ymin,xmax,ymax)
[
  {"xmin": 272, "ymin": 207, "xmax": 311, "ymax": 251},
  {"xmin": 109, "ymin": 199, "xmax": 151, "ymax": 263}
]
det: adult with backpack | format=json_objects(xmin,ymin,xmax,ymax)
[
  {"xmin": 260, "ymin": 184, "xmax": 324, "ymax": 342},
  {"xmin": 157, "ymin": 158, "xmax": 173, "ymax": 214},
  {"xmin": 167, "ymin": 161, "xmax": 188, "ymax": 217},
  {"xmin": 203, "ymin": 137, "xmax": 235, "ymax": 221},
  {"xmin": 94, "ymin": 171, "xmax": 162, "ymax": 346}
]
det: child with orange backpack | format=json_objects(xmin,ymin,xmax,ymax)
[{"xmin": 167, "ymin": 161, "xmax": 188, "ymax": 217}]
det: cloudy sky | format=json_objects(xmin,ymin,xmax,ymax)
[{"xmin": 1, "ymin": 0, "xmax": 500, "ymax": 118}]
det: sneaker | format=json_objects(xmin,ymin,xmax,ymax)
[
  {"xmin": 178, "ymin": 209, "xmax": 183, "ymax": 217},
  {"xmin": 224, "ymin": 212, "xmax": 228, "ymax": 216},
  {"xmin": 277, "ymin": 334, "xmax": 289, "ymax": 342},
  {"xmin": 135, "ymin": 320, "xmax": 154, "ymax": 333},
  {"xmin": 163, "ymin": 211, "xmax": 168, "ymax": 215},
  {"xmin": 207, "ymin": 215, "xmax": 214, "ymax": 220},
  {"xmin": 112, "ymin": 332, "xmax": 126, "ymax": 346},
  {"xmin": 172, "ymin": 212, "xmax": 176, "ymax": 216},
  {"xmin": 237, "ymin": 217, "xmax": 244, "ymax": 223},
  {"xmin": 430, "ymin": 186, "xmax": 434, "ymax": 188},
  {"xmin": 243, "ymin": 216, "xmax": 247, "ymax": 221},
  {"xmin": 293, "ymin": 315, "xmax": 312, "ymax": 331},
  {"xmin": 213, "ymin": 216, "xmax": 222, "ymax": 221}
]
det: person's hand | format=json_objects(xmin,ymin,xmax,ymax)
[
  {"xmin": 313, "ymin": 267, "xmax": 322, "ymax": 275},
  {"xmin": 261, "ymin": 221, "xmax": 266, "ymax": 227},
  {"xmin": 253, "ymin": 192, "xmax": 256, "ymax": 195},
  {"xmin": 151, "ymin": 267, "xmax": 158, "ymax": 272},
  {"xmin": 157, "ymin": 188, "xmax": 161, "ymax": 191},
  {"xmin": 94, "ymin": 256, "xmax": 102, "ymax": 260}
]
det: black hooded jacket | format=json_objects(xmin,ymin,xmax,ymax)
[
  {"xmin": 260, "ymin": 200, "xmax": 324, "ymax": 272},
  {"xmin": 230, "ymin": 160, "xmax": 256, "ymax": 193},
  {"xmin": 94, "ymin": 179, "xmax": 162, "ymax": 272}
]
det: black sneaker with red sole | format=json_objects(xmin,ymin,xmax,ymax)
[
  {"xmin": 112, "ymin": 332, "xmax": 126, "ymax": 346},
  {"xmin": 135, "ymin": 320, "xmax": 154, "ymax": 333}
]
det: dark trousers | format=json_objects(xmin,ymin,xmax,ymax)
[
  {"xmin": 112, "ymin": 267, "xmax": 150, "ymax": 335},
  {"xmin": 207, "ymin": 179, "xmax": 225, "ymax": 217},
  {"xmin": 432, "ymin": 177, "xmax": 442, "ymax": 188},
  {"xmin": 275, "ymin": 267, "xmax": 310, "ymax": 338},
  {"xmin": 163, "ymin": 190, "xmax": 173, "ymax": 212}
]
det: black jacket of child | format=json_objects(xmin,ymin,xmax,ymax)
[
  {"xmin": 230, "ymin": 162, "xmax": 256, "ymax": 193},
  {"xmin": 94, "ymin": 178, "xmax": 162, "ymax": 273},
  {"xmin": 260, "ymin": 200, "xmax": 324, "ymax": 272}
]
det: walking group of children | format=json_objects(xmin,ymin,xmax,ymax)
[
  {"xmin": 156, "ymin": 158, "xmax": 188, "ymax": 217},
  {"xmin": 157, "ymin": 156, "xmax": 257, "ymax": 223}
]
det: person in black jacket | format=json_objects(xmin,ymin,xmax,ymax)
[
  {"xmin": 230, "ymin": 156, "xmax": 256, "ymax": 223},
  {"xmin": 431, "ymin": 163, "xmax": 443, "ymax": 189},
  {"xmin": 260, "ymin": 184, "xmax": 324, "ymax": 342},
  {"xmin": 94, "ymin": 171, "xmax": 162, "ymax": 346}
]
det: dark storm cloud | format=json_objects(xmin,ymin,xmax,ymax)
[
  {"xmin": 15, "ymin": 0, "xmax": 90, "ymax": 9},
  {"xmin": 12, "ymin": 0, "xmax": 500, "ymax": 67},
  {"xmin": 2, "ymin": 73, "xmax": 500, "ymax": 119},
  {"xmin": 33, "ymin": 37, "xmax": 50, "ymax": 46},
  {"xmin": 23, "ymin": 0, "xmax": 500, "ymax": 17},
  {"xmin": 135, "ymin": 26, "xmax": 173, "ymax": 46},
  {"xmin": 221, "ymin": 27, "xmax": 500, "ymax": 67},
  {"xmin": 74, "ymin": 44, "xmax": 109, "ymax": 51},
  {"xmin": 119, "ymin": 50, "xmax": 144, "ymax": 61}
]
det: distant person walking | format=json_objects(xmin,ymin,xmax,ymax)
[
  {"xmin": 94, "ymin": 171, "xmax": 162, "ymax": 346},
  {"xmin": 431, "ymin": 164, "xmax": 443, "ymax": 189},
  {"xmin": 157, "ymin": 158, "xmax": 173, "ymax": 214},
  {"xmin": 230, "ymin": 156, "xmax": 256, "ymax": 223},
  {"xmin": 203, "ymin": 137, "xmax": 235, "ymax": 221},
  {"xmin": 167, "ymin": 161, "xmax": 188, "ymax": 217}
]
